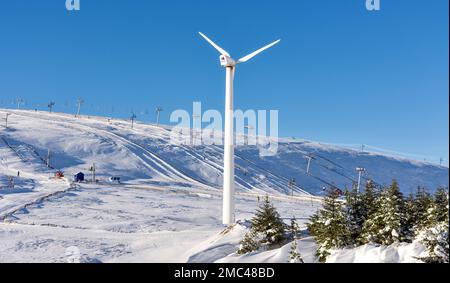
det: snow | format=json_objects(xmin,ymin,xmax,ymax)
[
  {"xmin": 216, "ymin": 237, "xmax": 318, "ymax": 263},
  {"xmin": 0, "ymin": 109, "xmax": 447, "ymax": 262},
  {"xmin": 327, "ymin": 241, "xmax": 428, "ymax": 263},
  {"xmin": 1, "ymin": 109, "xmax": 447, "ymax": 195}
]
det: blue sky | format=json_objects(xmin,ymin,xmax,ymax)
[{"xmin": 0, "ymin": 0, "xmax": 448, "ymax": 163}]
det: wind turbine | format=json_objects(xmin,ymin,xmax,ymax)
[
  {"xmin": 16, "ymin": 98, "xmax": 24, "ymax": 110},
  {"xmin": 199, "ymin": 32, "xmax": 280, "ymax": 225},
  {"xmin": 76, "ymin": 98, "xmax": 84, "ymax": 117},
  {"xmin": 155, "ymin": 107, "xmax": 163, "ymax": 126}
]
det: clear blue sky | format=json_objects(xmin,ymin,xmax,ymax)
[{"xmin": 0, "ymin": 0, "xmax": 448, "ymax": 163}]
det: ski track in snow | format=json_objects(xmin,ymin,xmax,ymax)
[{"xmin": 8, "ymin": 111, "xmax": 195, "ymax": 184}]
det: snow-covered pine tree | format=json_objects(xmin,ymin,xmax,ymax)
[
  {"xmin": 237, "ymin": 196, "xmax": 286, "ymax": 255},
  {"xmin": 419, "ymin": 188, "xmax": 449, "ymax": 263},
  {"xmin": 237, "ymin": 230, "xmax": 261, "ymax": 255},
  {"xmin": 433, "ymin": 187, "xmax": 450, "ymax": 223},
  {"xmin": 344, "ymin": 185, "xmax": 367, "ymax": 244},
  {"xmin": 289, "ymin": 238, "xmax": 304, "ymax": 263},
  {"xmin": 420, "ymin": 222, "xmax": 449, "ymax": 263},
  {"xmin": 307, "ymin": 213, "xmax": 322, "ymax": 241},
  {"xmin": 250, "ymin": 195, "xmax": 286, "ymax": 247},
  {"xmin": 382, "ymin": 180, "xmax": 409, "ymax": 243},
  {"xmin": 289, "ymin": 217, "xmax": 300, "ymax": 239},
  {"xmin": 358, "ymin": 181, "xmax": 384, "ymax": 244},
  {"xmin": 404, "ymin": 192, "xmax": 417, "ymax": 238},
  {"xmin": 360, "ymin": 180, "xmax": 408, "ymax": 245},
  {"xmin": 413, "ymin": 187, "xmax": 433, "ymax": 231},
  {"xmin": 361, "ymin": 180, "xmax": 380, "ymax": 214},
  {"xmin": 288, "ymin": 217, "xmax": 304, "ymax": 263},
  {"xmin": 307, "ymin": 187, "xmax": 351, "ymax": 262}
]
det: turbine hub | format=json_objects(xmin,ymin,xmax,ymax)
[{"xmin": 220, "ymin": 55, "xmax": 236, "ymax": 67}]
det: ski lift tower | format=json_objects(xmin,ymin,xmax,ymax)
[
  {"xmin": 356, "ymin": 167, "xmax": 366, "ymax": 193},
  {"xmin": 305, "ymin": 155, "xmax": 315, "ymax": 175},
  {"xmin": 130, "ymin": 113, "xmax": 137, "ymax": 129},
  {"xmin": 4, "ymin": 113, "xmax": 11, "ymax": 128},
  {"xmin": 48, "ymin": 101, "xmax": 55, "ymax": 113},
  {"xmin": 244, "ymin": 125, "xmax": 255, "ymax": 146}
]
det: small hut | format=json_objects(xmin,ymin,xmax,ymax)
[{"xmin": 73, "ymin": 172, "xmax": 85, "ymax": 182}]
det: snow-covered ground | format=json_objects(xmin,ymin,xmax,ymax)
[
  {"xmin": 1, "ymin": 109, "xmax": 447, "ymax": 195},
  {"xmin": 326, "ymin": 241, "xmax": 427, "ymax": 263},
  {"xmin": 0, "ymin": 182, "xmax": 319, "ymax": 262},
  {"xmin": 0, "ymin": 109, "xmax": 447, "ymax": 262}
]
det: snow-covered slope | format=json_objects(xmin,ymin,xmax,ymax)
[
  {"xmin": 1, "ymin": 109, "xmax": 447, "ymax": 195},
  {"xmin": 0, "ymin": 109, "xmax": 446, "ymax": 263}
]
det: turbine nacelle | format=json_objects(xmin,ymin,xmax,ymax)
[{"xmin": 220, "ymin": 55, "xmax": 236, "ymax": 67}]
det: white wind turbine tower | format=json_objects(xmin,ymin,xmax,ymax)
[
  {"xmin": 199, "ymin": 32, "xmax": 280, "ymax": 225},
  {"xmin": 155, "ymin": 107, "xmax": 163, "ymax": 126},
  {"xmin": 76, "ymin": 98, "xmax": 84, "ymax": 117}
]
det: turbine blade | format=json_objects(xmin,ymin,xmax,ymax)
[
  {"xmin": 198, "ymin": 32, "xmax": 230, "ymax": 57},
  {"xmin": 238, "ymin": 39, "xmax": 281, "ymax": 63}
]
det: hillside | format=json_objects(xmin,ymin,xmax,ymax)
[
  {"xmin": 0, "ymin": 109, "xmax": 447, "ymax": 195},
  {"xmin": 0, "ymin": 108, "xmax": 448, "ymax": 263}
]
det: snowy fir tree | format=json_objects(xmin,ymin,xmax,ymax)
[
  {"xmin": 288, "ymin": 217, "xmax": 304, "ymax": 263},
  {"xmin": 361, "ymin": 180, "xmax": 380, "ymax": 216},
  {"xmin": 250, "ymin": 195, "xmax": 286, "ymax": 247},
  {"xmin": 237, "ymin": 230, "xmax": 261, "ymax": 255},
  {"xmin": 307, "ymin": 187, "xmax": 351, "ymax": 262},
  {"xmin": 308, "ymin": 179, "xmax": 448, "ymax": 262},
  {"xmin": 289, "ymin": 217, "xmax": 300, "ymax": 239},
  {"xmin": 412, "ymin": 187, "xmax": 433, "ymax": 231},
  {"xmin": 432, "ymin": 187, "xmax": 450, "ymax": 223},
  {"xmin": 357, "ymin": 180, "xmax": 382, "ymax": 244},
  {"xmin": 420, "ymin": 222, "xmax": 449, "ymax": 263},
  {"xmin": 358, "ymin": 183, "xmax": 383, "ymax": 244},
  {"xmin": 238, "ymin": 195, "xmax": 286, "ymax": 254},
  {"xmin": 360, "ymin": 180, "xmax": 408, "ymax": 245},
  {"xmin": 402, "ymin": 187, "xmax": 432, "ymax": 239},
  {"xmin": 419, "ymin": 188, "xmax": 449, "ymax": 263},
  {"xmin": 344, "ymin": 185, "xmax": 367, "ymax": 244},
  {"xmin": 404, "ymin": 192, "xmax": 417, "ymax": 238},
  {"xmin": 289, "ymin": 238, "xmax": 304, "ymax": 263}
]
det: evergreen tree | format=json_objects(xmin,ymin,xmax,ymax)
[
  {"xmin": 361, "ymin": 180, "xmax": 379, "ymax": 213},
  {"xmin": 237, "ymin": 230, "xmax": 261, "ymax": 255},
  {"xmin": 419, "ymin": 188, "xmax": 449, "ymax": 263},
  {"xmin": 360, "ymin": 180, "xmax": 408, "ymax": 245},
  {"xmin": 307, "ymin": 187, "xmax": 351, "ymax": 262},
  {"xmin": 433, "ymin": 187, "xmax": 450, "ymax": 223},
  {"xmin": 413, "ymin": 187, "xmax": 433, "ymax": 231},
  {"xmin": 344, "ymin": 185, "xmax": 367, "ymax": 244},
  {"xmin": 359, "ymin": 181, "xmax": 383, "ymax": 244},
  {"xmin": 289, "ymin": 239, "xmax": 304, "ymax": 263},
  {"xmin": 251, "ymin": 195, "xmax": 286, "ymax": 246},
  {"xmin": 289, "ymin": 217, "xmax": 300, "ymax": 239},
  {"xmin": 358, "ymin": 180, "xmax": 382, "ymax": 243},
  {"xmin": 420, "ymin": 222, "xmax": 449, "ymax": 263},
  {"xmin": 307, "ymin": 213, "xmax": 322, "ymax": 242},
  {"xmin": 288, "ymin": 217, "xmax": 304, "ymax": 263},
  {"xmin": 404, "ymin": 192, "xmax": 417, "ymax": 238}
]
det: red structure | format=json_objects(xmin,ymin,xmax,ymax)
[{"xmin": 55, "ymin": 171, "xmax": 64, "ymax": 178}]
